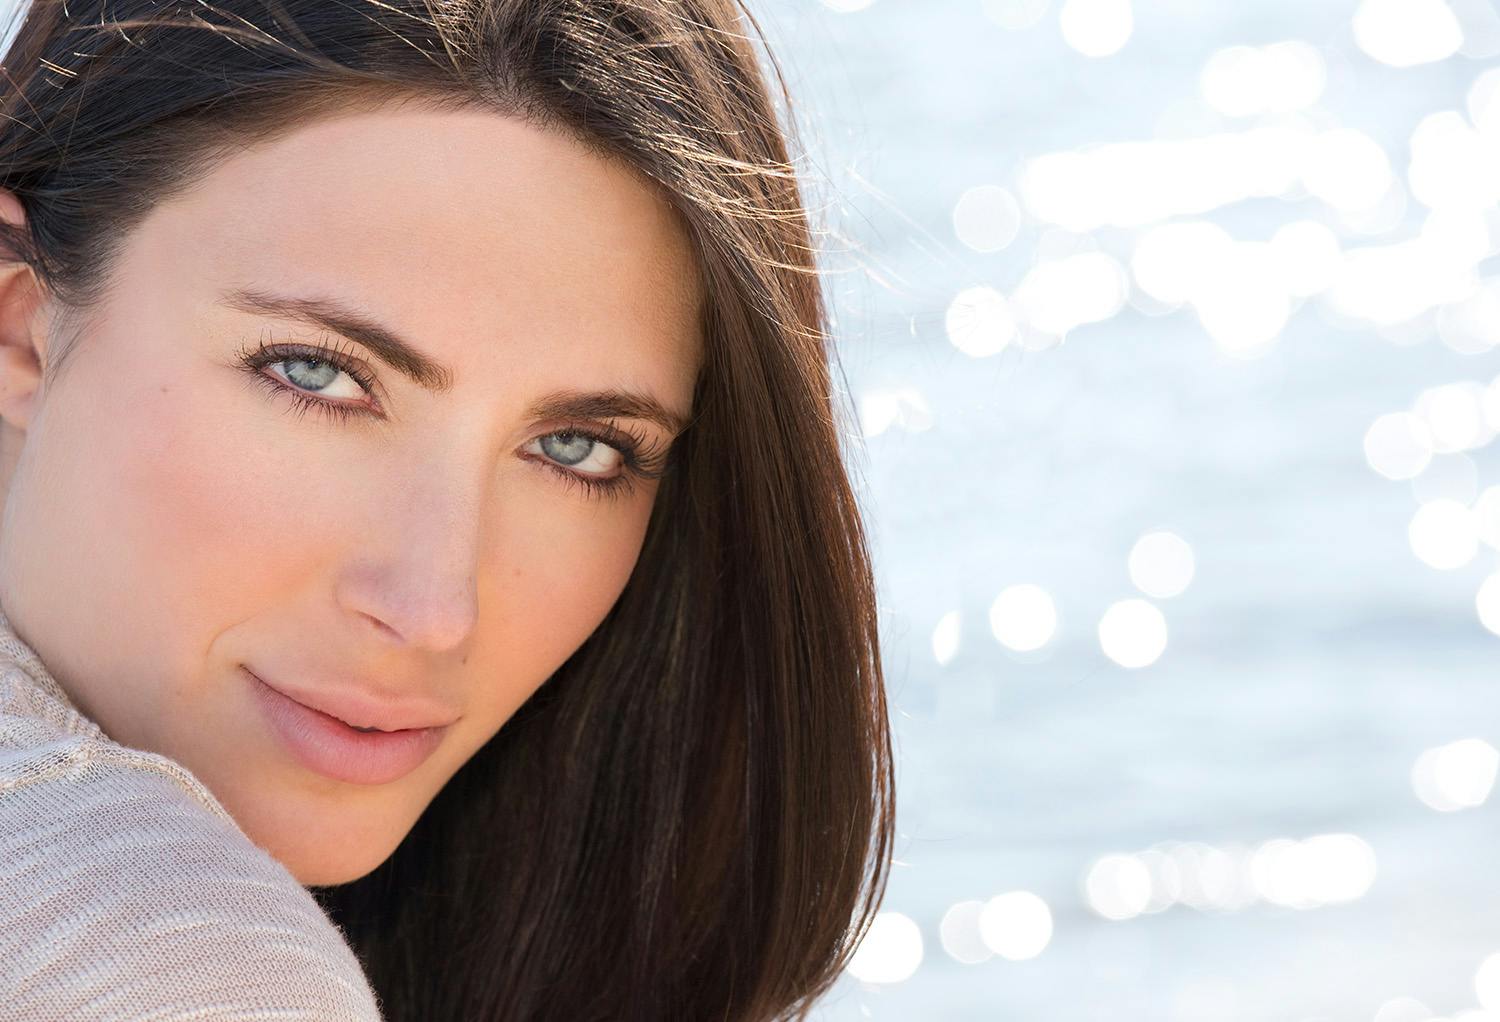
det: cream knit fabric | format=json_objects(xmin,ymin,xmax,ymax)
[{"xmin": 0, "ymin": 606, "xmax": 385, "ymax": 1021}]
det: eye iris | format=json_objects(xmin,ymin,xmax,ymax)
[
  {"xmin": 284, "ymin": 358, "xmax": 338, "ymax": 389},
  {"xmin": 541, "ymin": 432, "xmax": 594, "ymax": 466}
]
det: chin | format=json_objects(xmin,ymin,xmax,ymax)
[
  {"xmin": 293, "ymin": 854, "xmax": 388, "ymax": 889},
  {"xmin": 264, "ymin": 820, "xmax": 405, "ymax": 888}
]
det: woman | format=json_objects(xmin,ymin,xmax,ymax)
[{"xmin": 0, "ymin": 1, "xmax": 894, "ymax": 1019}]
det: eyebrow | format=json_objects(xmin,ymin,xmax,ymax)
[{"xmin": 218, "ymin": 286, "xmax": 691, "ymax": 435}]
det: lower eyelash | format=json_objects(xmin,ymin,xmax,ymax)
[
  {"xmin": 236, "ymin": 342, "xmax": 661, "ymax": 501},
  {"xmin": 538, "ymin": 459, "xmax": 638, "ymax": 503},
  {"xmin": 243, "ymin": 366, "xmax": 366, "ymax": 425}
]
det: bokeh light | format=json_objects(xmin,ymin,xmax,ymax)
[
  {"xmin": 1477, "ymin": 572, "xmax": 1500, "ymax": 635},
  {"xmin": 1372, "ymin": 996, "xmax": 1433, "ymax": 1022},
  {"xmin": 1200, "ymin": 41, "xmax": 1326, "ymax": 118},
  {"xmin": 939, "ymin": 900, "xmax": 994, "ymax": 965},
  {"xmin": 977, "ymin": 891, "xmax": 1054, "ymax": 960},
  {"xmin": 1082, "ymin": 836, "xmax": 1376, "ymax": 921},
  {"xmin": 1412, "ymin": 738, "xmax": 1500, "ymax": 811},
  {"xmin": 1477, "ymin": 951, "xmax": 1500, "ymax": 1010},
  {"xmin": 1473, "ymin": 487, "xmax": 1500, "ymax": 548},
  {"xmin": 1417, "ymin": 382, "xmax": 1491, "ymax": 452},
  {"xmin": 990, "ymin": 584, "xmax": 1059, "ymax": 652},
  {"xmin": 953, "ymin": 185, "xmax": 1022, "ymax": 253},
  {"xmin": 1365, "ymin": 412, "xmax": 1436, "ymax": 480},
  {"xmin": 1131, "ymin": 221, "xmax": 1234, "ymax": 306},
  {"xmin": 1128, "ymin": 531, "xmax": 1195, "ymax": 599},
  {"xmin": 946, "ymin": 285, "xmax": 1017, "ymax": 357},
  {"xmin": 1058, "ymin": 0, "xmax": 1131, "ymax": 57},
  {"xmin": 932, "ymin": 609, "xmax": 961, "ymax": 666},
  {"xmin": 1098, "ymin": 598, "xmax": 1167, "ymax": 668},
  {"xmin": 1248, "ymin": 834, "xmax": 1377, "ymax": 908},
  {"xmin": 1191, "ymin": 240, "xmax": 1292, "ymax": 357},
  {"xmin": 1269, "ymin": 220, "xmax": 1343, "ymax": 297},
  {"xmin": 1353, "ymin": 0, "xmax": 1463, "ymax": 67},
  {"xmin": 1301, "ymin": 129, "xmax": 1393, "ymax": 213},
  {"xmin": 1468, "ymin": 66, "xmax": 1500, "ymax": 135},
  {"xmin": 1084, "ymin": 853, "xmax": 1153, "ymax": 920},
  {"xmin": 1411, "ymin": 452, "xmax": 1478, "ymax": 506},
  {"xmin": 1407, "ymin": 498, "xmax": 1479, "ymax": 570},
  {"xmin": 859, "ymin": 386, "xmax": 934, "ymax": 437},
  {"xmin": 846, "ymin": 911, "xmax": 923, "ymax": 984},
  {"xmin": 1409, "ymin": 110, "xmax": 1500, "ymax": 213},
  {"xmin": 1013, "ymin": 251, "xmax": 1129, "ymax": 337},
  {"xmin": 1439, "ymin": 280, "xmax": 1500, "ymax": 354}
]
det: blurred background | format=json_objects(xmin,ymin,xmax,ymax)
[{"xmin": 746, "ymin": 1, "xmax": 1500, "ymax": 1019}]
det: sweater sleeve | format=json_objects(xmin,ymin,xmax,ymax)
[{"xmin": 0, "ymin": 744, "xmax": 385, "ymax": 1021}]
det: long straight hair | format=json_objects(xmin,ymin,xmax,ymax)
[{"xmin": 0, "ymin": 2, "xmax": 895, "ymax": 1018}]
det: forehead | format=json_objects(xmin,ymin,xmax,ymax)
[{"xmin": 132, "ymin": 100, "xmax": 704, "ymax": 393}]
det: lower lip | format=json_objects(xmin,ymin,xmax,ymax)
[{"xmin": 246, "ymin": 668, "xmax": 448, "ymax": 786}]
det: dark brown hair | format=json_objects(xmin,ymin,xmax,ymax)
[{"xmin": 0, "ymin": 1, "xmax": 894, "ymax": 1018}]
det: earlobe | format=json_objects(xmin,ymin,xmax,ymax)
[
  {"xmin": 0, "ymin": 188, "xmax": 48, "ymax": 433},
  {"xmin": 0, "ymin": 341, "xmax": 42, "ymax": 432}
]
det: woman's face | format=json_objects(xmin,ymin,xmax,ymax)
[{"xmin": 0, "ymin": 102, "xmax": 703, "ymax": 886}]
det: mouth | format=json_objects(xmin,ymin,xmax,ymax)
[
  {"xmin": 241, "ymin": 665, "xmax": 459, "ymax": 732},
  {"xmin": 245, "ymin": 667, "xmax": 450, "ymax": 785}
]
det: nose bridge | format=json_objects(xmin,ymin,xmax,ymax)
[{"xmin": 335, "ymin": 449, "xmax": 486, "ymax": 652}]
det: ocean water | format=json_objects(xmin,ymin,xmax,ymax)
[{"xmin": 750, "ymin": 1, "xmax": 1500, "ymax": 1019}]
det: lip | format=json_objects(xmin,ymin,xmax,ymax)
[
  {"xmin": 244, "ymin": 666, "xmax": 460, "ymax": 731},
  {"xmin": 246, "ymin": 667, "xmax": 450, "ymax": 786}
]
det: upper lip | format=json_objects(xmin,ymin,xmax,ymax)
[{"xmin": 245, "ymin": 666, "xmax": 459, "ymax": 732}]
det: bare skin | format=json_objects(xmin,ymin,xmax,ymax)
[{"xmin": 0, "ymin": 101, "xmax": 703, "ymax": 886}]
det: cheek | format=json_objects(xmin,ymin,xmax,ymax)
[
  {"xmin": 103, "ymin": 375, "xmax": 324, "ymax": 631},
  {"xmin": 109, "ymin": 382, "xmax": 372, "ymax": 715},
  {"xmin": 461, "ymin": 481, "xmax": 656, "ymax": 730},
  {"xmin": 0, "ymin": 344, "xmax": 301, "ymax": 748},
  {"xmin": 490, "ymin": 484, "xmax": 654, "ymax": 653}
]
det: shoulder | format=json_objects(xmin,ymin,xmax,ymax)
[{"xmin": 0, "ymin": 731, "xmax": 384, "ymax": 1021}]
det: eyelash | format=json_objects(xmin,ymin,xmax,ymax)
[{"xmin": 231, "ymin": 336, "xmax": 671, "ymax": 503}]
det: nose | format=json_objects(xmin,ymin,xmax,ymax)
[{"xmin": 333, "ymin": 474, "xmax": 483, "ymax": 653}]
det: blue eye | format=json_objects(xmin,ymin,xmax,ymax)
[
  {"xmin": 232, "ymin": 337, "xmax": 672, "ymax": 502},
  {"xmin": 235, "ymin": 338, "xmax": 375, "ymax": 424}
]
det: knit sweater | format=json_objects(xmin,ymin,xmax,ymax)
[{"xmin": 0, "ymin": 606, "xmax": 385, "ymax": 1021}]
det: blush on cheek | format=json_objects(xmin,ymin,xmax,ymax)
[{"xmin": 105, "ymin": 375, "xmax": 316, "ymax": 616}]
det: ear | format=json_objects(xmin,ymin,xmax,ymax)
[{"xmin": 0, "ymin": 188, "xmax": 49, "ymax": 433}]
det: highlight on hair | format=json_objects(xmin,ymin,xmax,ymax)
[{"xmin": 0, "ymin": 1, "xmax": 896, "ymax": 1018}]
